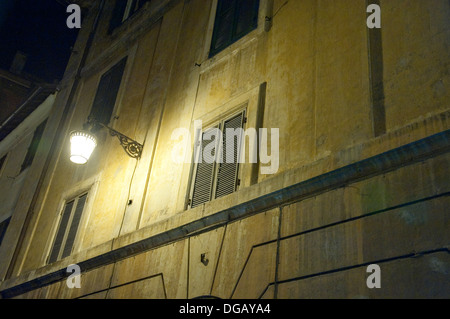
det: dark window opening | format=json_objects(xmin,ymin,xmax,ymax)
[
  {"xmin": 0, "ymin": 218, "xmax": 11, "ymax": 248},
  {"xmin": 0, "ymin": 155, "xmax": 6, "ymax": 173},
  {"xmin": 89, "ymin": 57, "xmax": 127, "ymax": 129},
  {"xmin": 108, "ymin": 0, "xmax": 150, "ymax": 34},
  {"xmin": 209, "ymin": 0, "xmax": 260, "ymax": 57},
  {"xmin": 20, "ymin": 119, "xmax": 47, "ymax": 173}
]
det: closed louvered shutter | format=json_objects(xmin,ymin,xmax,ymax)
[
  {"xmin": 215, "ymin": 112, "xmax": 244, "ymax": 199},
  {"xmin": 90, "ymin": 57, "xmax": 127, "ymax": 126},
  {"xmin": 48, "ymin": 193, "xmax": 89, "ymax": 264},
  {"xmin": 48, "ymin": 200, "xmax": 74, "ymax": 264},
  {"xmin": 61, "ymin": 194, "xmax": 88, "ymax": 259},
  {"xmin": 190, "ymin": 127, "xmax": 219, "ymax": 208}
]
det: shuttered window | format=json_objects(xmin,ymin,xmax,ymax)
[
  {"xmin": 89, "ymin": 57, "xmax": 127, "ymax": 127},
  {"xmin": 189, "ymin": 111, "xmax": 245, "ymax": 208},
  {"xmin": 48, "ymin": 193, "xmax": 88, "ymax": 264},
  {"xmin": 209, "ymin": 0, "xmax": 259, "ymax": 57},
  {"xmin": 61, "ymin": 194, "xmax": 87, "ymax": 259},
  {"xmin": 190, "ymin": 126, "xmax": 220, "ymax": 208},
  {"xmin": 215, "ymin": 112, "xmax": 244, "ymax": 199}
]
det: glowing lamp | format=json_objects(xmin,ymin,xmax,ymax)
[
  {"xmin": 69, "ymin": 117, "xmax": 143, "ymax": 165},
  {"xmin": 69, "ymin": 131, "xmax": 97, "ymax": 164}
]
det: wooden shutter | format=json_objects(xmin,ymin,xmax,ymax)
[
  {"xmin": 48, "ymin": 193, "xmax": 88, "ymax": 263},
  {"xmin": 190, "ymin": 126, "xmax": 219, "ymax": 208},
  {"xmin": 215, "ymin": 112, "xmax": 244, "ymax": 199},
  {"xmin": 61, "ymin": 194, "xmax": 88, "ymax": 259},
  {"xmin": 48, "ymin": 200, "xmax": 74, "ymax": 264},
  {"xmin": 210, "ymin": 0, "xmax": 259, "ymax": 57},
  {"xmin": 210, "ymin": 0, "xmax": 236, "ymax": 55},
  {"xmin": 90, "ymin": 57, "xmax": 127, "ymax": 126}
]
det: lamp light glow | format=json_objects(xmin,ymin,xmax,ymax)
[
  {"xmin": 69, "ymin": 117, "xmax": 142, "ymax": 164},
  {"xmin": 70, "ymin": 131, "xmax": 97, "ymax": 164}
]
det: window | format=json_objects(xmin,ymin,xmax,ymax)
[
  {"xmin": 0, "ymin": 155, "xmax": 6, "ymax": 175},
  {"xmin": 209, "ymin": 0, "xmax": 260, "ymax": 57},
  {"xmin": 188, "ymin": 110, "xmax": 246, "ymax": 208},
  {"xmin": 20, "ymin": 119, "xmax": 47, "ymax": 173},
  {"xmin": 109, "ymin": 0, "xmax": 150, "ymax": 34},
  {"xmin": 89, "ymin": 57, "xmax": 127, "ymax": 128},
  {"xmin": 0, "ymin": 218, "xmax": 11, "ymax": 248},
  {"xmin": 48, "ymin": 193, "xmax": 88, "ymax": 263}
]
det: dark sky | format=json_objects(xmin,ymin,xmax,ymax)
[{"xmin": 0, "ymin": 0, "xmax": 79, "ymax": 83}]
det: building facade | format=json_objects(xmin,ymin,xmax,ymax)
[
  {"xmin": 0, "ymin": 64, "xmax": 57, "ymax": 269},
  {"xmin": 0, "ymin": 92, "xmax": 56, "ymax": 248},
  {"xmin": 0, "ymin": 0, "xmax": 449, "ymax": 298}
]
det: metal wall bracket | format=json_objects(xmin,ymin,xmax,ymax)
[{"xmin": 86, "ymin": 117, "xmax": 143, "ymax": 159}]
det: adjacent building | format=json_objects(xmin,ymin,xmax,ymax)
[{"xmin": 0, "ymin": 65, "xmax": 57, "ymax": 281}]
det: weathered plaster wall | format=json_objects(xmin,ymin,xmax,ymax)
[
  {"xmin": 9, "ymin": 151, "xmax": 449, "ymax": 299},
  {"xmin": 382, "ymin": 0, "xmax": 450, "ymax": 130}
]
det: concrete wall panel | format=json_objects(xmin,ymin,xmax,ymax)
[
  {"xmin": 211, "ymin": 209, "xmax": 279, "ymax": 298},
  {"xmin": 277, "ymin": 251, "xmax": 450, "ymax": 299}
]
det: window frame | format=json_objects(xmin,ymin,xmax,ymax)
[
  {"xmin": 44, "ymin": 175, "xmax": 100, "ymax": 266},
  {"xmin": 47, "ymin": 192, "xmax": 89, "ymax": 264}
]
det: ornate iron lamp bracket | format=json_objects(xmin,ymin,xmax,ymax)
[
  {"xmin": 106, "ymin": 126, "xmax": 143, "ymax": 159},
  {"xmin": 86, "ymin": 117, "xmax": 143, "ymax": 159}
]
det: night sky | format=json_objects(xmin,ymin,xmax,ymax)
[{"xmin": 0, "ymin": 0, "xmax": 79, "ymax": 83}]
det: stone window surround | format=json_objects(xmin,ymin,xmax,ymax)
[{"xmin": 41, "ymin": 173, "xmax": 101, "ymax": 268}]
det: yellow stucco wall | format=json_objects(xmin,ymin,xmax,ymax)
[{"xmin": 0, "ymin": 0, "xmax": 448, "ymax": 298}]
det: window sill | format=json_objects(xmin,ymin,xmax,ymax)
[{"xmin": 200, "ymin": 26, "xmax": 266, "ymax": 74}]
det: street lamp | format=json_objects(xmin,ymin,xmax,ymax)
[
  {"xmin": 69, "ymin": 130, "xmax": 97, "ymax": 164},
  {"xmin": 69, "ymin": 117, "xmax": 143, "ymax": 164}
]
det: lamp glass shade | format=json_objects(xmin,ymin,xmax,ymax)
[{"xmin": 70, "ymin": 131, "xmax": 97, "ymax": 164}]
